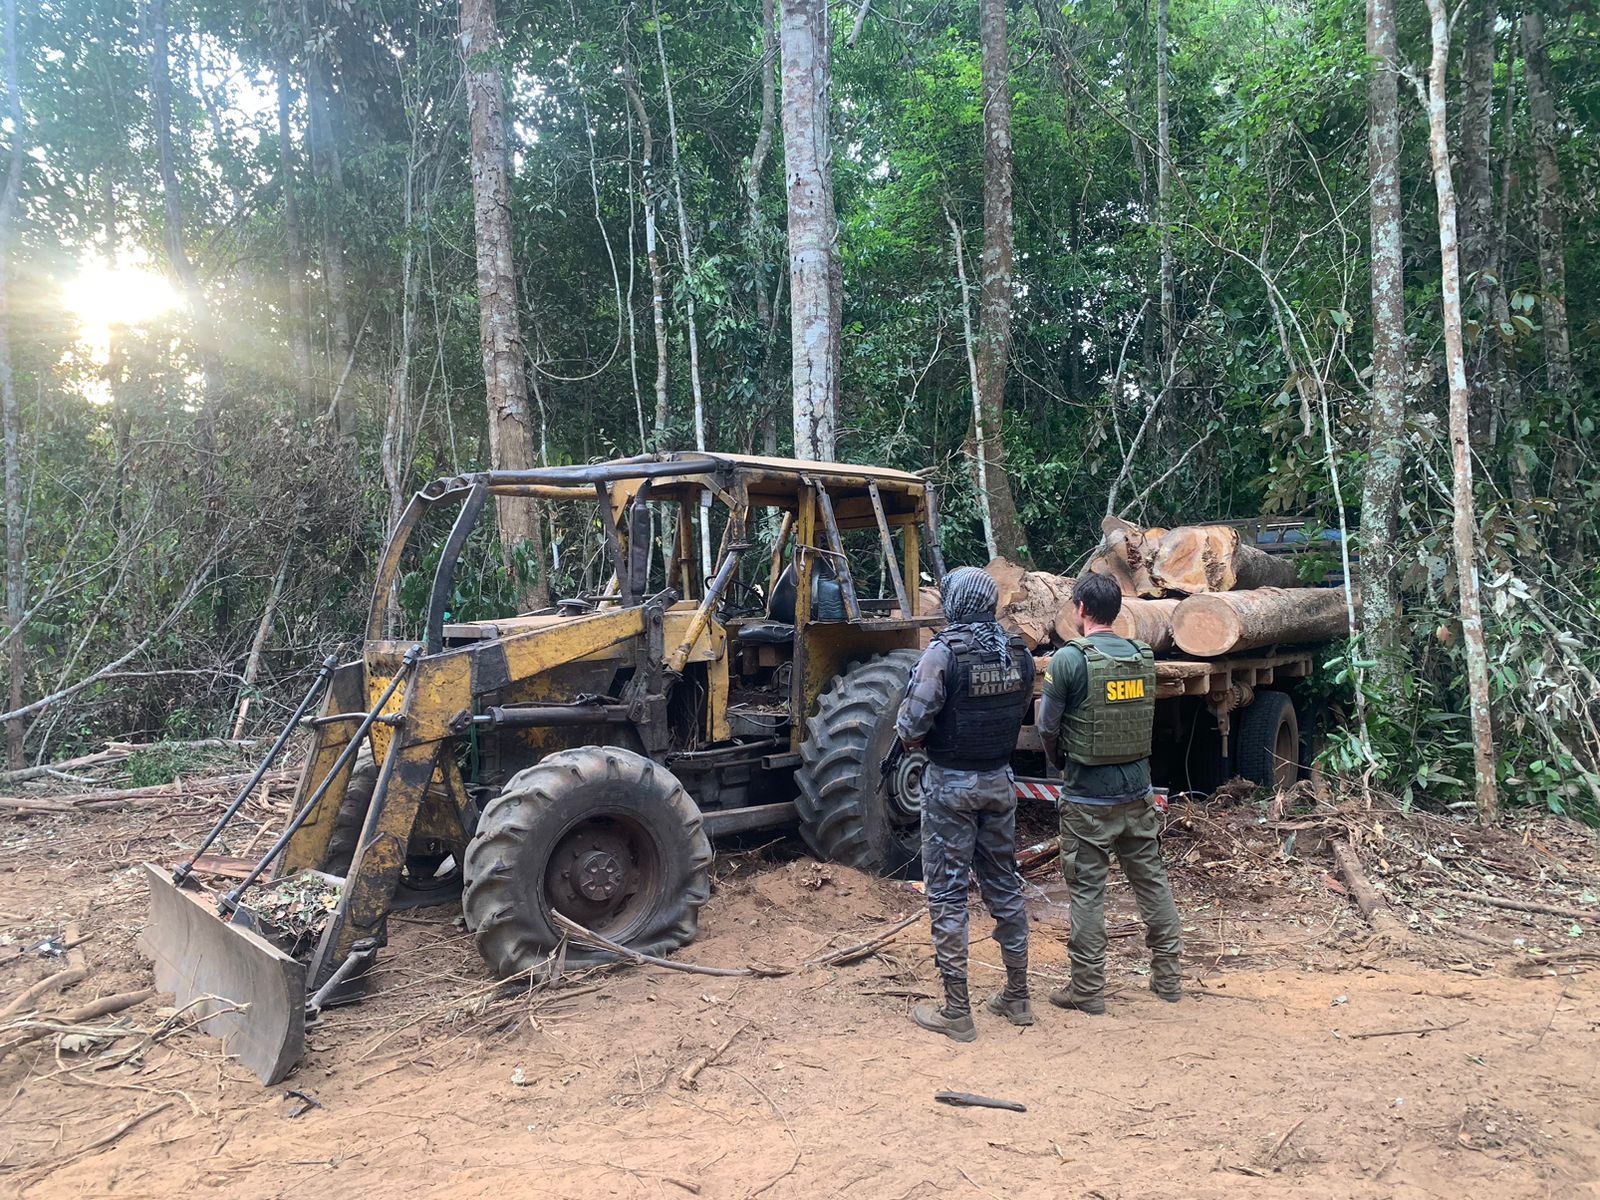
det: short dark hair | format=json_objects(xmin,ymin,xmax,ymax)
[{"xmin": 1073, "ymin": 573, "xmax": 1124, "ymax": 625}]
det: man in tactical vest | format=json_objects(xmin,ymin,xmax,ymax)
[
  {"xmin": 1038, "ymin": 573, "xmax": 1182, "ymax": 1013},
  {"xmin": 893, "ymin": 567, "xmax": 1035, "ymax": 1041}
]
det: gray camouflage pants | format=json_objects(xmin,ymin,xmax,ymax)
[{"xmin": 921, "ymin": 764, "xmax": 1030, "ymax": 986}]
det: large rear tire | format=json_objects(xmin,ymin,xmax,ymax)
[
  {"xmin": 796, "ymin": 650, "xmax": 923, "ymax": 878},
  {"xmin": 461, "ymin": 746, "xmax": 713, "ymax": 976},
  {"xmin": 1236, "ymin": 690, "xmax": 1300, "ymax": 792}
]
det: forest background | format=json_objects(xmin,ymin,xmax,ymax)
[{"xmin": 0, "ymin": 0, "xmax": 1594, "ymax": 822}]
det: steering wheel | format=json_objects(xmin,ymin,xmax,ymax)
[{"xmin": 719, "ymin": 579, "xmax": 767, "ymax": 619}]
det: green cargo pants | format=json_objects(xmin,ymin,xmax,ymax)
[{"xmin": 1059, "ymin": 796, "xmax": 1182, "ymax": 1000}]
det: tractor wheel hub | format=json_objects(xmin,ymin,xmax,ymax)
[{"xmin": 574, "ymin": 850, "xmax": 625, "ymax": 901}]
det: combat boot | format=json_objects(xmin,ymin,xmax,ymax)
[
  {"xmin": 1150, "ymin": 961, "xmax": 1182, "ymax": 1004},
  {"xmin": 913, "ymin": 976, "xmax": 977, "ymax": 1042},
  {"xmin": 1047, "ymin": 987, "xmax": 1105, "ymax": 1016},
  {"xmin": 984, "ymin": 954, "xmax": 1034, "ymax": 1026}
]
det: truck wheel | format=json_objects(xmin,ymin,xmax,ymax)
[
  {"xmin": 1235, "ymin": 690, "xmax": 1300, "ymax": 792},
  {"xmin": 796, "ymin": 650, "xmax": 923, "ymax": 878},
  {"xmin": 461, "ymin": 746, "xmax": 713, "ymax": 976}
]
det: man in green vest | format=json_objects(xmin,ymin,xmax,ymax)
[{"xmin": 1037, "ymin": 573, "xmax": 1182, "ymax": 1013}]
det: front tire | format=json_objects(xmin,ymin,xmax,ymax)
[
  {"xmin": 796, "ymin": 650, "xmax": 923, "ymax": 878},
  {"xmin": 461, "ymin": 746, "xmax": 713, "ymax": 976}
]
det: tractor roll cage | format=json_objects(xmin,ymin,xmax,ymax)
[{"xmin": 368, "ymin": 453, "xmax": 949, "ymax": 654}]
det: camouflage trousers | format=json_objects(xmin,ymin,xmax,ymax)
[
  {"xmin": 921, "ymin": 765, "xmax": 1031, "ymax": 987},
  {"xmin": 1059, "ymin": 796, "xmax": 1183, "ymax": 999}
]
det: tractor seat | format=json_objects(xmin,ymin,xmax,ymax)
[{"xmin": 735, "ymin": 621, "xmax": 795, "ymax": 646}]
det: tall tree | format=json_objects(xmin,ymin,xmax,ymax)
[
  {"xmin": 305, "ymin": 46, "xmax": 354, "ymax": 438},
  {"xmin": 1457, "ymin": 0, "xmax": 1511, "ymax": 443},
  {"xmin": 146, "ymin": 0, "xmax": 221, "ymax": 412},
  {"xmin": 1520, "ymin": 12, "xmax": 1573, "ymax": 400},
  {"xmin": 1154, "ymin": 0, "xmax": 1174, "ymax": 365},
  {"xmin": 975, "ymin": 0, "xmax": 1028, "ymax": 560},
  {"xmin": 1415, "ymin": 0, "xmax": 1499, "ymax": 820},
  {"xmin": 276, "ymin": 59, "xmax": 313, "ymax": 414},
  {"xmin": 621, "ymin": 59, "xmax": 670, "ymax": 444},
  {"xmin": 744, "ymin": 0, "xmax": 780, "ymax": 454},
  {"xmin": 1358, "ymin": 0, "xmax": 1407, "ymax": 695},
  {"xmin": 781, "ymin": 0, "xmax": 839, "ymax": 461},
  {"xmin": 461, "ymin": 0, "xmax": 547, "ymax": 603},
  {"xmin": 0, "ymin": 0, "xmax": 25, "ymax": 766}
]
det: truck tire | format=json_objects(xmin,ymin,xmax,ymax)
[
  {"xmin": 796, "ymin": 650, "xmax": 923, "ymax": 878},
  {"xmin": 461, "ymin": 746, "xmax": 713, "ymax": 976},
  {"xmin": 1235, "ymin": 690, "xmax": 1300, "ymax": 792}
]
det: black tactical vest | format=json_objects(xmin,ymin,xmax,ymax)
[{"xmin": 925, "ymin": 627, "xmax": 1035, "ymax": 771}]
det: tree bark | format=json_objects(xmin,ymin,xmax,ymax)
[
  {"xmin": 1458, "ymin": 0, "xmax": 1497, "ymax": 442},
  {"xmin": 781, "ymin": 0, "xmax": 840, "ymax": 461},
  {"xmin": 0, "ymin": 0, "xmax": 24, "ymax": 767},
  {"xmin": 276, "ymin": 60, "xmax": 313, "ymax": 415},
  {"xmin": 1109, "ymin": 597, "xmax": 1179, "ymax": 655},
  {"xmin": 1520, "ymin": 13, "xmax": 1572, "ymax": 400},
  {"xmin": 461, "ymin": 0, "xmax": 547, "ymax": 604},
  {"xmin": 621, "ymin": 62, "xmax": 670, "ymax": 444},
  {"xmin": 1358, "ymin": 0, "xmax": 1407, "ymax": 697},
  {"xmin": 1417, "ymin": 0, "xmax": 1499, "ymax": 821},
  {"xmin": 976, "ymin": 0, "xmax": 1029, "ymax": 561},
  {"xmin": 1170, "ymin": 588, "xmax": 1350, "ymax": 658},
  {"xmin": 745, "ymin": 0, "xmax": 780, "ymax": 450}
]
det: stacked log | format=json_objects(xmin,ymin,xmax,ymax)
[
  {"xmin": 1170, "ymin": 588, "xmax": 1349, "ymax": 657},
  {"xmin": 1090, "ymin": 518, "xmax": 1298, "ymax": 597}
]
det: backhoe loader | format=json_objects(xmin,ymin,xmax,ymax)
[{"xmin": 143, "ymin": 452, "xmax": 952, "ymax": 1083}]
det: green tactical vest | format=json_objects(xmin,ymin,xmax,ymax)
[{"xmin": 1060, "ymin": 637, "xmax": 1157, "ymax": 766}]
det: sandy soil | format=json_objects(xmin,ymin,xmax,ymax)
[{"xmin": 3, "ymin": 794, "xmax": 1599, "ymax": 1200}]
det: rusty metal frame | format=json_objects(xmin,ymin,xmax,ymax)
[
  {"xmin": 809, "ymin": 482, "xmax": 863, "ymax": 622},
  {"xmin": 867, "ymin": 481, "xmax": 910, "ymax": 615}
]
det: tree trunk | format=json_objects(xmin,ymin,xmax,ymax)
[
  {"xmin": 976, "ymin": 0, "xmax": 1029, "ymax": 562},
  {"xmin": 276, "ymin": 60, "xmax": 313, "ymax": 415},
  {"xmin": 1, "ymin": 0, "xmax": 24, "ymax": 767},
  {"xmin": 654, "ymin": 5, "xmax": 712, "ymax": 575},
  {"xmin": 1418, "ymin": 0, "xmax": 1499, "ymax": 821},
  {"xmin": 1154, "ymin": 0, "xmax": 1174, "ymax": 365},
  {"xmin": 621, "ymin": 63, "xmax": 670, "ymax": 444},
  {"xmin": 781, "ymin": 0, "xmax": 840, "ymax": 461},
  {"xmin": 1170, "ymin": 588, "xmax": 1350, "ymax": 658},
  {"xmin": 1520, "ymin": 13, "xmax": 1573, "ymax": 400},
  {"xmin": 1458, "ymin": 0, "xmax": 1497, "ymax": 442},
  {"xmin": 946, "ymin": 208, "xmax": 996, "ymax": 560},
  {"xmin": 146, "ymin": 0, "xmax": 221, "ymax": 413},
  {"xmin": 745, "ymin": 0, "xmax": 779, "ymax": 449},
  {"xmin": 1109, "ymin": 597, "xmax": 1179, "ymax": 655},
  {"xmin": 1357, "ymin": 0, "xmax": 1407, "ymax": 697},
  {"xmin": 461, "ymin": 0, "xmax": 547, "ymax": 605},
  {"xmin": 306, "ymin": 53, "xmax": 353, "ymax": 437}
]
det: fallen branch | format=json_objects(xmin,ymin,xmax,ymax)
[
  {"xmin": 18, "ymin": 1101, "xmax": 173, "ymax": 1182},
  {"xmin": 807, "ymin": 912, "xmax": 922, "ymax": 968},
  {"xmin": 1016, "ymin": 837, "xmax": 1061, "ymax": 873},
  {"xmin": 0, "ymin": 746, "xmax": 133, "ymax": 786},
  {"xmin": 0, "ymin": 769, "xmax": 296, "ymax": 813},
  {"xmin": 0, "ymin": 988, "xmax": 154, "ymax": 1057},
  {"xmin": 551, "ymin": 911, "xmax": 791, "ymax": 978},
  {"xmin": 678, "ymin": 1021, "xmax": 750, "ymax": 1089},
  {"xmin": 1330, "ymin": 839, "xmax": 1409, "ymax": 946},
  {"xmin": 1435, "ymin": 889, "xmax": 1599, "ymax": 925},
  {"xmin": 1347, "ymin": 1018, "xmax": 1467, "ymax": 1040},
  {"xmin": 0, "ymin": 965, "xmax": 89, "ymax": 1021}
]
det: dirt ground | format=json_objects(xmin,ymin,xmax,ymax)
[{"xmin": 3, "ymin": 787, "xmax": 1600, "ymax": 1200}]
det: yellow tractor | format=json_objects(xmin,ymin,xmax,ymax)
[{"xmin": 143, "ymin": 453, "xmax": 949, "ymax": 1082}]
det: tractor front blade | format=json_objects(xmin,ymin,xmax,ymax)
[{"xmin": 140, "ymin": 865, "xmax": 306, "ymax": 1084}]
